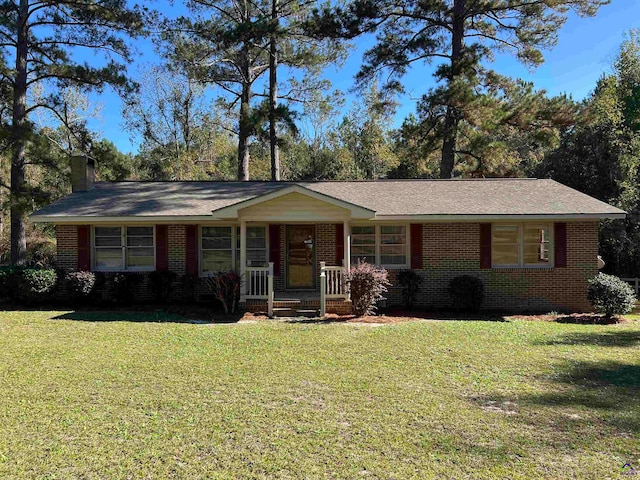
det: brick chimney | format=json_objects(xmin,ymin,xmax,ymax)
[{"xmin": 71, "ymin": 154, "xmax": 95, "ymax": 192}]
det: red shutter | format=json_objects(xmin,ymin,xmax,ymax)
[
  {"xmin": 335, "ymin": 224, "xmax": 344, "ymax": 266},
  {"xmin": 479, "ymin": 223, "xmax": 492, "ymax": 269},
  {"xmin": 410, "ymin": 224, "xmax": 423, "ymax": 269},
  {"xmin": 77, "ymin": 226, "xmax": 90, "ymax": 271},
  {"xmin": 269, "ymin": 224, "xmax": 281, "ymax": 276},
  {"xmin": 554, "ymin": 222, "xmax": 567, "ymax": 268},
  {"xmin": 156, "ymin": 225, "xmax": 168, "ymax": 271},
  {"xmin": 185, "ymin": 225, "xmax": 198, "ymax": 276}
]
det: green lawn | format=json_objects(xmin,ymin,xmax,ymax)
[{"xmin": 0, "ymin": 311, "xmax": 638, "ymax": 479}]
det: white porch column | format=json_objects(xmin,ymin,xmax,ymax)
[
  {"xmin": 240, "ymin": 220, "xmax": 247, "ymax": 302},
  {"xmin": 343, "ymin": 220, "xmax": 350, "ymax": 272}
]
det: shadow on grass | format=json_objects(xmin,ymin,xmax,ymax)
[
  {"xmin": 51, "ymin": 310, "xmax": 209, "ymax": 324},
  {"xmin": 539, "ymin": 330, "xmax": 640, "ymax": 348},
  {"xmin": 50, "ymin": 310, "xmax": 245, "ymax": 324},
  {"xmin": 474, "ymin": 360, "xmax": 640, "ymax": 434}
]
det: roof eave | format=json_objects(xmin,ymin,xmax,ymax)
[{"xmin": 374, "ymin": 213, "xmax": 627, "ymax": 221}]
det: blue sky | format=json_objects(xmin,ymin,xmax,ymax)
[{"xmin": 89, "ymin": 1, "xmax": 640, "ymax": 154}]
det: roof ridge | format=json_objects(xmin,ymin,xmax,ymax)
[{"xmin": 94, "ymin": 178, "xmax": 542, "ymax": 184}]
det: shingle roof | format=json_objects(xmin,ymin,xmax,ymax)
[{"xmin": 30, "ymin": 178, "xmax": 625, "ymax": 221}]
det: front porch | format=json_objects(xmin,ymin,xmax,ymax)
[{"xmin": 243, "ymin": 261, "xmax": 351, "ymax": 316}]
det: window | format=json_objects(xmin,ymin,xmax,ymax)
[
  {"xmin": 244, "ymin": 226, "xmax": 268, "ymax": 267},
  {"xmin": 350, "ymin": 225, "xmax": 408, "ymax": 268},
  {"xmin": 202, "ymin": 226, "xmax": 233, "ymax": 272},
  {"xmin": 93, "ymin": 226, "xmax": 155, "ymax": 271},
  {"xmin": 351, "ymin": 226, "xmax": 376, "ymax": 265},
  {"xmin": 202, "ymin": 225, "xmax": 267, "ymax": 274},
  {"xmin": 380, "ymin": 226, "xmax": 407, "ymax": 265},
  {"xmin": 492, "ymin": 224, "xmax": 552, "ymax": 267}
]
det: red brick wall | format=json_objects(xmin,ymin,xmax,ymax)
[
  {"xmin": 55, "ymin": 225, "xmax": 78, "ymax": 271},
  {"xmin": 168, "ymin": 225, "xmax": 186, "ymax": 275},
  {"xmin": 55, "ymin": 221, "xmax": 600, "ymax": 312},
  {"xmin": 383, "ymin": 221, "xmax": 599, "ymax": 313}
]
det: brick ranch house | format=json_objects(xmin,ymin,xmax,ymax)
[{"xmin": 30, "ymin": 156, "xmax": 625, "ymax": 313}]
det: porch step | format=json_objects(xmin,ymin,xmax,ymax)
[{"xmin": 271, "ymin": 307, "xmax": 319, "ymax": 318}]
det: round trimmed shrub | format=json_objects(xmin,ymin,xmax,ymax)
[
  {"xmin": 18, "ymin": 268, "xmax": 58, "ymax": 304},
  {"xmin": 448, "ymin": 275, "xmax": 485, "ymax": 312},
  {"xmin": 587, "ymin": 273, "xmax": 636, "ymax": 318},
  {"xmin": 65, "ymin": 271, "xmax": 96, "ymax": 299}
]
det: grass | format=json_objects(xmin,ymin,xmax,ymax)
[{"xmin": 0, "ymin": 311, "xmax": 638, "ymax": 479}]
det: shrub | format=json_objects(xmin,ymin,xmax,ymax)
[
  {"xmin": 204, "ymin": 271, "xmax": 241, "ymax": 314},
  {"xmin": 149, "ymin": 271, "xmax": 177, "ymax": 303},
  {"xmin": 448, "ymin": 275, "xmax": 485, "ymax": 312},
  {"xmin": 0, "ymin": 265, "xmax": 21, "ymax": 299},
  {"xmin": 397, "ymin": 269, "xmax": 422, "ymax": 310},
  {"xmin": 64, "ymin": 271, "xmax": 96, "ymax": 299},
  {"xmin": 587, "ymin": 273, "xmax": 636, "ymax": 318},
  {"xmin": 18, "ymin": 268, "xmax": 58, "ymax": 304},
  {"xmin": 111, "ymin": 272, "xmax": 144, "ymax": 304},
  {"xmin": 345, "ymin": 261, "xmax": 391, "ymax": 317}
]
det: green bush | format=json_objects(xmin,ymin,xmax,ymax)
[
  {"xmin": 397, "ymin": 270, "xmax": 422, "ymax": 310},
  {"xmin": 204, "ymin": 271, "xmax": 241, "ymax": 314},
  {"xmin": 587, "ymin": 273, "xmax": 636, "ymax": 318},
  {"xmin": 0, "ymin": 265, "xmax": 21, "ymax": 298},
  {"xmin": 149, "ymin": 271, "xmax": 177, "ymax": 303},
  {"xmin": 111, "ymin": 273, "xmax": 144, "ymax": 304},
  {"xmin": 18, "ymin": 268, "xmax": 58, "ymax": 304},
  {"xmin": 64, "ymin": 271, "xmax": 96, "ymax": 299},
  {"xmin": 448, "ymin": 275, "xmax": 485, "ymax": 312},
  {"xmin": 345, "ymin": 261, "xmax": 391, "ymax": 317}
]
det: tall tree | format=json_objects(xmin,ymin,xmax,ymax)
[
  {"xmin": 165, "ymin": 0, "xmax": 270, "ymax": 181},
  {"xmin": 0, "ymin": 0, "xmax": 149, "ymax": 264},
  {"xmin": 539, "ymin": 31, "xmax": 640, "ymax": 276},
  {"xmin": 310, "ymin": 0, "xmax": 608, "ymax": 178},
  {"xmin": 262, "ymin": 0, "xmax": 346, "ymax": 180}
]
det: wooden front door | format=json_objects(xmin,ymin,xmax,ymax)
[{"xmin": 287, "ymin": 225, "xmax": 315, "ymax": 289}]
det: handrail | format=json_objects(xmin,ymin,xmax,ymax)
[{"xmin": 320, "ymin": 262, "xmax": 348, "ymax": 318}]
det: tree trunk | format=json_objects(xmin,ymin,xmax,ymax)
[
  {"xmin": 237, "ymin": 73, "xmax": 251, "ymax": 181},
  {"xmin": 11, "ymin": 0, "xmax": 29, "ymax": 265},
  {"xmin": 269, "ymin": 0, "xmax": 280, "ymax": 181},
  {"xmin": 439, "ymin": 0, "xmax": 465, "ymax": 179}
]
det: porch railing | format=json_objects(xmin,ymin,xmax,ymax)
[
  {"xmin": 324, "ymin": 263, "xmax": 347, "ymax": 298},
  {"xmin": 320, "ymin": 262, "xmax": 348, "ymax": 317},
  {"xmin": 245, "ymin": 263, "xmax": 274, "ymax": 315}
]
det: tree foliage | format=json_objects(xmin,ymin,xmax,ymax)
[
  {"xmin": 309, "ymin": 0, "xmax": 607, "ymax": 178},
  {"xmin": 0, "ymin": 0, "xmax": 150, "ymax": 263}
]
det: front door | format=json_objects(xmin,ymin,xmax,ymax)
[{"xmin": 287, "ymin": 225, "xmax": 315, "ymax": 289}]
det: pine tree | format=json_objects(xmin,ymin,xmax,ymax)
[
  {"xmin": 309, "ymin": 0, "xmax": 608, "ymax": 178},
  {"xmin": 0, "ymin": 0, "xmax": 149, "ymax": 264}
]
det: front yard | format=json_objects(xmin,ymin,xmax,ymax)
[{"xmin": 0, "ymin": 311, "xmax": 638, "ymax": 479}]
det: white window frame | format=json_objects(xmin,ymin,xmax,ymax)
[
  {"xmin": 350, "ymin": 223, "xmax": 410, "ymax": 269},
  {"xmin": 92, "ymin": 225, "xmax": 156, "ymax": 272},
  {"xmin": 200, "ymin": 224, "xmax": 235, "ymax": 276},
  {"xmin": 492, "ymin": 223, "xmax": 554, "ymax": 268},
  {"xmin": 199, "ymin": 224, "xmax": 269, "ymax": 277}
]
